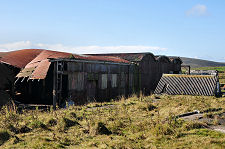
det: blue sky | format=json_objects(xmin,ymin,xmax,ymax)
[{"xmin": 0, "ymin": 0, "xmax": 225, "ymax": 62}]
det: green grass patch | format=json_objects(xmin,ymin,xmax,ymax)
[
  {"xmin": 194, "ymin": 66, "xmax": 225, "ymax": 72},
  {"xmin": 195, "ymin": 129, "xmax": 225, "ymax": 138}
]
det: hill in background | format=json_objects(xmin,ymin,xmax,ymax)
[{"xmin": 179, "ymin": 57, "xmax": 225, "ymax": 68}]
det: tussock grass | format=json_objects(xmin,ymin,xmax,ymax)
[
  {"xmin": 0, "ymin": 95, "xmax": 225, "ymax": 148},
  {"xmin": 0, "ymin": 130, "xmax": 10, "ymax": 145}
]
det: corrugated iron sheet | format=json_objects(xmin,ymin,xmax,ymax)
[
  {"xmin": 0, "ymin": 49, "xmax": 43, "ymax": 68},
  {"xmin": 16, "ymin": 67, "xmax": 36, "ymax": 78},
  {"xmin": 88, "ymin": 53, "xmax": 150, "ymax": 62},
  {"xmin": 89, "ymin": 53, "xmax": 182, "ymax": 64},
  {"xmin": 73, "ymin": 54, "xmax": 130, "ymax": 63},
  {"xmin": 16, "ymin": 50, "xmax": 72, "ymax": 79},
  {"xmin": 30, "ymin": 60, "xmax": 51, "ymax": 79},
  {"xmin": 16, "ymin": 49, "xmax": 130, "ymax": 80},
  {"xmin": 0, "ymin": 52, "xmax": 7, "ymax": 57},
  {"xmin": 154, "ymin": 74, "xmax": 218, "ymax": 96}
]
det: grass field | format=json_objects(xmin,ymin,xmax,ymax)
[
  {"xmin": 193, "ymin": 66, "xmax": 225, "ymax": 72},
  {"xmin": 0, "ymin": 95, "xmax": 225, "ymax": 148},
  {"xmin": 193, "ymin": 66, "xmax": 225, "ymax": 84}
]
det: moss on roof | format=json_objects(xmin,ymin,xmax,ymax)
[{"xmin": 163, "ymin": 74, "xmax": 216, "ymax": 78}]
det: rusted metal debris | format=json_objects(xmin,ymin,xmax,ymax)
[{"xmin": 190, "ymin": 70, "xmax": 218, "ymax": 76}]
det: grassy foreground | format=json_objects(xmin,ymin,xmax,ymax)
[{"xmin": 0, "ymin": 95, "xmax": 225, "ymax": 149}]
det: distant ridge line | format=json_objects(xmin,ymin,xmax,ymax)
[{"xmin": 178, "ymin": 57, "xmax": 225, "ymax": 68}]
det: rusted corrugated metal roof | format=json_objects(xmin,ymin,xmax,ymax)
[
  {"xmin": 0, "ymin": 49, "xmax": 43, "ymax": 68},
  {"xmin": 31, "ymin": 60, "xmax": 51, "ymax": 79},
  {"xmin": 16, "ymin": 67, "xmax": 35, "ymax": 78},
  {"xmin": 16, "ymin": 50, "xmax": 74, "ymax": 79},
  {"xmin": 73, "ymin": 54, "xmax": 130, "ymax": 63},
  {"xmin": 154, "ymin": 74, "xmax": 218, "ymax": 96},
  {"xmin": 88, "ymin": 53, "xmax": 151, "ymax": 62},
  {"xmin": 16, "ymin": 49, "xmax": 130, "ymax": 79},
  {"xmin": 0, "ymin": 52, "xmax": 7, "ymax": 57},
  {"xmin": 88, "ymin": 53, "xmax": 182, "ymax": 64}
]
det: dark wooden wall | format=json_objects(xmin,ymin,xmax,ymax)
[
  {"xmin": 138, "ymin": 55, "xmax": 181, "ymax": 95},
  {"xmin": 14, "ymin": 64, "xmax": 54, "ymax": 105},
  {"xmin": 13, "ymin": 55, "xmax": 181, "ymax": 106},
  {"xmin": 0, "ymin": 63, "xmax": 19, "ymax": 106},
  {"xmin": 66, "ymin": 61, "xmax": 138, "ymax": 104}
]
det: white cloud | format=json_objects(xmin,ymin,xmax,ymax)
[
  {"xmin": 0, "ymin": 41, "xmax": 33, "ymax": 50},
  {"xmin": 186, "ymin": 4, "xmax": 208, "ymax": 16},
  {"xmin": 0, "ymin": 41, "xmax": 167, "ymax": 54}
]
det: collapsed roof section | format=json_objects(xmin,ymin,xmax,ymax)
[
  {"xmin": 15, "ymin": 49, "xmax": 131, "ymax": 80},
  {"xmin": 154, "ymin": 74, "xmax": 218, "ymax": 96}
]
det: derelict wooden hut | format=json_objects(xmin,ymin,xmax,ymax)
[
  {"xmin": 89, "ymin": 53, "xmax": 182, "ymax": 95},
  {"xmin": 0, "ymin": 49, "xmax": 182, "ymax": 107},
  {"xmin": 0, "ymin": 49, "xmax": 42, "ymax": 106},
  {"xmin": 15, "ymin": 50, "xmax": 138, "ymax": 107}
]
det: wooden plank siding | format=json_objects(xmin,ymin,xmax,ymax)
[
  {"xmin": 63, "ymin": 61, "xmax": 139, "ymax": 104},
  {"xmin": 138, "ymin": 55, "xmax": 182, "ymax": 95}
]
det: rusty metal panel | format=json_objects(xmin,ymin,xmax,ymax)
[
  {"xmin": 30, "ymin": 60, "xmax": 51, "ymax": 79},
  {"xmin": 88, "ymin": 53, "xmax": 150, "ymax": 62},
  {"xmin": 0, "ymin": 49, "xmax": 43, "ymax": 68},
  {"xmin": 16, "ymin": 67, "xmax": 35, "ymax": 78}
]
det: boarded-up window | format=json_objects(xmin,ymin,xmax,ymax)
[
  {"xmin": 101, "ymin": 74, "xmax": 107, "ymax": 89},
  {"xmin": 112, "ymin": 74, "xmax": 117, "ymax": 88}
]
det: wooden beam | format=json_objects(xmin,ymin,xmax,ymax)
[{"xmin": 53, "ymin": 62, "xmax": 57, "ymax": 109}]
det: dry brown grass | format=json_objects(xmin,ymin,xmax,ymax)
[{"xmin": 0, "ymin": 95, "xmax": 224, "ymax": 148}]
